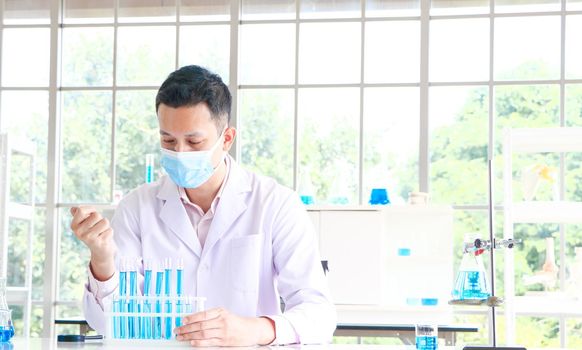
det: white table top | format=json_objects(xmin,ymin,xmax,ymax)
[
  {"xmin": 8, "ymin": 338, "xmax": 574, "ymax": 350},
  {"xmin": 6, "ymin": 338, "xmax": 422, "ymax": 350}
]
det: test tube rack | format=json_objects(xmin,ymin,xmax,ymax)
[{"xmin": 104, "ymin": 295, "xmax": 206, "ymax": 345}]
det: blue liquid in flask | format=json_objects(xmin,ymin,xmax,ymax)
[
  {"xmin": 416, "ymin": 335, "xmax": 437, "ymax": 350},
  {"xmin": 0, "ymin": 325, "xmax": 14, "ymax": 343},
  {"xmin": 452, "ymin": 270, "xmax": 490, "ymax": 300},
  {"xmin": 452, "ymin": 249, "xmax": 490, "ymax": 300}
]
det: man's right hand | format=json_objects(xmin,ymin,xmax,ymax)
[{"xmin": 70, "ymin": 206, "xmax": 116, "ymax": 281}]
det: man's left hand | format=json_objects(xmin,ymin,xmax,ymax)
[{"xmin": 174, "ymin": 307, "xmax": 276, "ymax": 347}]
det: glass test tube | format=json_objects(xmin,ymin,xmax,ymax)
[
  {"xmin": 195, "ymin": 297, "xmax": 206, "ymax": 313},
  {"xmin": 142, "ymin": 259, "xmax": 153, "ymax": 340},
  {"xmin": 128, "ymin": 259, "xmax": 139, "ymax": 339},
  {"xmin": 145, "ymin": 154, "xmax": 155, "ymax": 183},
  {"xmin": 175, "ymin": 258, "xmax": 184, "ymax": 327},
  {"xmin": 164, "ymin": 258, "xmax": 172, "ymax": 339},
  {"xmin": 119, "ymin": 258, "xmax": 128, "ymax": 339},
  {"xmin": 113, "ymin": 295, "xmax": 120, "ymax": 339},
  {"xmin": 154, "ymin": 262, "xmax": 164, "ymax": 340}
]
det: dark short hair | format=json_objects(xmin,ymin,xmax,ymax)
[{"xmin": 155, "ymin": 65, "xmax": 231, "ymax": 131}]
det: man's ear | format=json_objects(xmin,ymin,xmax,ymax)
[{"xmin": 223, "ymin": 127, "xmax": 237, "ymax": 151}]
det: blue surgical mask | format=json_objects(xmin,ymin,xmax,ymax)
[{"xmin": 160, "ymin": 131, "xmax": 225, "ymax": 189}]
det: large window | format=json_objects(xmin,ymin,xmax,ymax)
[{"xmin": 1, "ymin": 1, "xmax": 582, "ymax": 347}]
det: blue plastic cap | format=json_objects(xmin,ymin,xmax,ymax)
[
  {"xmin": 369, "ymin": 188, "xmax": 390, "ymax": 205},
  {"xmin": 421, "ymin": 298, "xmax": 439, "ymax": 306},
  {"xmin": 398, "ymin": 248, "xmax": 411, "ymax": 256}
]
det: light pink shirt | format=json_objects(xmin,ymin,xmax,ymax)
[{"xmin": 178, "ymin": 159, "xmax": 230, "ymax": 248}]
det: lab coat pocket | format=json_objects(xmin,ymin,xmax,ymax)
[{"xmin": 229, "ymin": 234, "xmax": 261, "ymax": 293}]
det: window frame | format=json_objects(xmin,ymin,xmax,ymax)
[{"xmin": 0, "ymin": 0, "xmax": 581, "ymax": 344}]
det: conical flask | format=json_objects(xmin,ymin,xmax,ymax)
[
  {"xmin": 298, "ymin": 169, "xmax": 315, "ymax": 205},
  {"xmin": 452, "ymin": 249, "xmax": 491, "ymax": 300},
  {"xmin": 0, "ymin": 278, "xmax": 14, "ymax": 342}
]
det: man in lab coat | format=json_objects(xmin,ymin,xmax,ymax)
[{"xmin": 70, "ymin": 65, "xmax": 336, "ymax": 346}]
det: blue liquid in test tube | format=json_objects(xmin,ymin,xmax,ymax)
[
  {"xmin": 129, "ymin": 259, "xmax": 139, "ymax": 339},
  {"xmin": 175, "ymin": 258, "xmax": 184, "ymax": 327},
  {"xmin": 141, "ymin": 260, "xmax": 153, "ymax": 339},
  {"xmin": 113, "ymin": 297, "xmax": 120, "ymax": 339},
  {"xmin": 145, "ymin": 154, "xmax": 155, "ymax": 183},
  {"xmin": 164, "ymin": 258, "xmax": 172, "ymax": 339},
  {"xmin": 119, "ymin": 259, "xmax": 128, "ymax": 339},
  {"xmin": 154, "ymin": 264, "xmax": 164, "ymax": 340}
]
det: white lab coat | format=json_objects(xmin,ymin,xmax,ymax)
[{"xmin": 82, "ymin": 156, "xmax": 336, "ymax": 344}]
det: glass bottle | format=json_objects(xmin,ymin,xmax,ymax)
[
  {"xmin": 0, "ymin": 278, "xmax": 14, "ymax": 342},
  {"xmin": 298, "ymin": 169, "xmax": 315, "ymax": 205}
]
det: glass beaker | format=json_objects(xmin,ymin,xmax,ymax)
[
  {"xmin": 415, "ymin": 324, "xmax": 438, "ymax": 350},
  {"xmin": 452, "ymin": 249, "xmax": 491, "ymax": 300}
]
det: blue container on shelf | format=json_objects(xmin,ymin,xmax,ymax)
[
  {"xmin": 300, "ymin": 195, "xmax": 314, "ymax": 205},
  {"xmin": 369, "ymin": 188, "xmax": 390, "ymax": 205}
]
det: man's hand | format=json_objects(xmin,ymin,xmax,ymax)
[
  {"xmin": 70, "ymin": 206, "xmax": 116, "ymax": 281},
  {"xmin": 175, "ymin": 308, "xmax": 276, "ymax": 347}
]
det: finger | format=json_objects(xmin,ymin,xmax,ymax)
[
  {"xmin": 76, "ymin": 216, "xmax": 107, "ymax": 240},
  {"xmin": 177, "ymin": 328, "xmax": 222, "ymax": 341},
  {"xmin": 70, "ymin": 206, "xmax": 96, "ymax": 230},
  {"xmin": 81, "ymin": 221, "xmax": 111, "ymax": 246},
  {"xmin": 182, "ymin": 308, "xmax": 223, "ymax": 324},
  {"xmin": 190, "ymin": 338, "xmax": 222, "ymax": 347},
  {"xmin": 79, "ymin": 212, "xmax": 104, "ymax": 233},
  {"xmin": 99, "ymin": 227, "xmax": 114, "ymax": 241},
  {"xmin": 175, "ymin": 317, "xmax": 223, "ymax": 335},
  {"xmin": 88, "ymin": 218, "xmax": 109, "ymax": 236}
]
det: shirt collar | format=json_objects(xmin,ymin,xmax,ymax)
[{"xmin": 178, "ymin": 157, "xmax": 231, "ymax": 214}]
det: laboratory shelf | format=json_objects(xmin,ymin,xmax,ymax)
[
  {"xmin": 503, "ymin": 127, "xmax": 582, "ymax": 345},
  {"xmin": 6, "ymin": 287, "xmax": 30, "ymax": 303},
  {"xmin": 7, "ymin": 203, "xmax": 34, "ymax": 221},
  {"xmin": 0, "ymin": 134, "xmax": 35, "ymax": 338},
  {"xmin": 506, "ymin": 127, "xmax": 582, "ymax": 153},
  {"xmin": 448, "ymin": 296, "xmax": 503, "ymax": 307},
  {"xmin": 510, "ymin": 201, "xmax": 582, "ymax": 224},
  {"xmin": 306, "ymin": 205, "xmax": 384, "ymax": 211},
  {"xmin": 306, "ymin": 204, "xmax": 452, "ymax": 214},
  {"xmin": 511, "ymin": 294, "xmax": 582, "ymax": 317},
  {"xmin": 336, "ymin": 304, "xmax": 453, "ymax": 325}
]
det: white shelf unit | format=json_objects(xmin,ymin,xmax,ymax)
[
  {"xmin": 307, "ymin": 204, "xmax": 454, "ymax": 325},
  {"xmin": 0, "ymin": 133, "xmax": 36, "ymax": 338},
  {"xmin": 503, "ymin": 127, "xmax": 582, "ymax": 345}
]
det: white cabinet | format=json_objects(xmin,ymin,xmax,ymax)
[
  {"xmin": 503, "ymin": 127, "xmax": 582, "ymax": 345},
  {"xmin": 382, "ymin": 205, "xmax": 453, "ymax": 309},
  {"xmin": 307, "ymin": 205, "xmax": 454, "ymax": 322},
  {"xmin": 308, "ymin": 207, "xmax": 384, "ymax": 305}
]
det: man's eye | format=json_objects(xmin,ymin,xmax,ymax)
[
  {"xmin": 162, "ymin": 139, "xmax": 175, "ymax": 144},
  {"xmin": 189, "ymin": 140, "xmax": 202, "ymax": 145}
]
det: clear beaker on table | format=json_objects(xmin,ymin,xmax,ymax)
[{"xmin": 416, "ymin": 324, "xmax": 438, "ymax": 350}]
